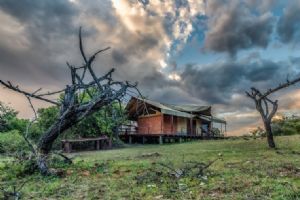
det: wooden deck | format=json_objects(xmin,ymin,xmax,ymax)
[{"xmin": 119, "ymin": 133, "xmax": 224, "ymax": 144}]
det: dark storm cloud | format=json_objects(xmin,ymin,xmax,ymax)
[
  {"xmin": 246, "ymin": 60, "xmax": 284, "ymax": 82},
  {"xmin": 277, "ymin": 1, "xmax": 300, "ymax": 43},
  {"xmin": 204, "ymin": 0, "xmax": 274, "ymax": 56},
  {"xmin": 0, "ymin": 0, "xmax": 76, "ymax": 20},
  {"xmin": 139, "ymin": 70, "xmax": 180, "ymax": 91},
  {"xmin": 111, "ymin": 50, "xmax": 128, "ymax": 65},
  {"xmin": 244, "ymin": 0, "xmax": 276, "ymax": 12},
  {"xmin": 290, "ymin": 57, "xmax": 300, "ymax": 66},
  {"xmin": 0, "ymin": 0, "xmax": 79, "ymax": 88},
  {"xmin": 181, "ymin": 58, "xmax": 285, "ymax": 104},
  {"xmin": 0, "ymin": 43, "xmax": 69, "ymax": 87},
  {"xmin": 0, "ymin": 0, "xmax": 78, "ymax": 37},
  {"xmin": 0, "ymin": 0, "xmax": 170, "ymax": 93},
  {"xmin": 133, "ymin": 34, "xmax": 159, "ymax": 53},
  {"xmin": 0, "ymin": 0, "xmax": 299, "ymax": 135}
]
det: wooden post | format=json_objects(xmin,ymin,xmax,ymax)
[
  {"xmin": 159, "ymin": 136, "xmax": 163, "ymax": 144},
  {"xmin": 171, "ymin": 115, "xmax": 174, "ymax": 134},
  {"xmin": 190, "ymin": 118, "xmax": 193, "ymax": 135},
  {"xmin": 96, "ymin": 140, "xmax": 100, "ymax": 150},
  {"xmin": 64, "ymin": 142, "xmax": 72, "ymax": 153},
  {"xmin": 108, "ymin": 139, "xmax": 112, "ymax": 148},
  {"xmin": 161, "ymin": 113, "xmax": 164, "ymax": 134},
  {"xmin": 221, "ymin": 123, "xmax": 223, "ymax": 135},
  {"xmin": 129, "ymin": 135, "xmax": 132, "ymax": 144},
  {"xmin": 142, "ymin": 136, "xmax": 145, "ymax": 144}
]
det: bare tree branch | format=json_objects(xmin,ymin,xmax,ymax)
[
  {"xmin": 37, "ymin": 89, "xmax": 65, "ymax": 97},
  {"xmin": 79, "ymin": 27, "xmax": 87, "ymax": 64},
  {"xmin": 0, "ymin": 80, "xmax": 60, "ymax": 106},
  {"xmin": 0, "ymin": 27, "xmax": 141, "ymax": 175},
  {"xmin": 246, "ymin": 75, "xmax": 300, "ymax": 148},
  {"xmin": 259, "ymin": 77, "xmax": 300, "ymax": 100}
]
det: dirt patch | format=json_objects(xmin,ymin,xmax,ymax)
[
  {"xmin": 137, "ymin": 152, "xmax": 161, "ymax": 159},
  {"xmin": 278, "ymin": 163, "xmax": 300, "ymax": 178}
]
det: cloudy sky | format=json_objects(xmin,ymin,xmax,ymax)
[{"xmin": 1, "ymin": 0, "xmax": 300, "ymax": 135}]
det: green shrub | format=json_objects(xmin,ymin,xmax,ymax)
[
  {"xmin": 0, "ymin": 101, "xmax": 28, "ymax": 133},
  {"xmin": 281, "ymin": 126, "xmax": 296, "ymax": 135},
  {"xmin": 0, "ymin": 130, "xmax": 28, "ymax": 153},
  {"xmin": 271, "ymin": 116, "xmax": 300, "ymax": 136},
  {"xmin": 250, "ymin": 127, "xmax": 266, "ymax": 137}
]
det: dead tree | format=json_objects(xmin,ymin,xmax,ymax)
[
  {"xmin": 246, "ymin": 76, "xmax": 300, "ymax": 148},
  {"xmin": 0, "ymin": 28, "xmax": 139, "ymax": 175}
]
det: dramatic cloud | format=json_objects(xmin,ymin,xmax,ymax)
[
  {"xmin": 0, "ymin": 0, "xmax": 78, "ymax": 87},
  {"xmin": 204, "ymin": 0, "xmax": 274, "ymax": 55},
  {"xmin": 180, "ymin": 58, "xmax": 287, "ymax": 104},
  {"xmin": 0, "ymin": 0, "xmax": 206, "ymax": 115},
  {"xmin": 277, "ymin": 1, "xmax": 300, "ymax": 43},
  {"xmin": 0, "ymin": 0, "xmax": 300, "ymax": 135}
]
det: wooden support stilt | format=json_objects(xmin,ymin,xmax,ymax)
[
  {"xmin": 109, "ymin": 139, "xmax": 112, "ymax": 148},
  {"xmin": 159, "ymin": 136, "xmax": 163, "ymax": 144},
  {"xmin": 142, "ymin": 136, "xmax": 145, "ymax": 144},
  {"xmin": 190, "ymin": 118, "xmax": 193, "ymax": 135},
  {"xmin": 221, "ymin": 123, "xmax": 223, "ymax": 135},
  {"xmin": 96, "ymin": 140, "xmax": 100, "ymax": 150},
  {"xmin": 64, "ymin": 142, "xmax": 72, "ymax": 153},
  {"xmin": 129, "ymin": 135, "xmax": 132, "ymax": 144},
  {"xmin": 161, "ymin": 113, "xmax": 164, "ymax": 134},
  {"xmin": 171, "ymin": 115, "xmax": 174, "ymax": 134}
]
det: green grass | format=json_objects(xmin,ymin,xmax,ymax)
[{"xmin": 1, "ymin": 135, "xmax": 300, "ymax": 199}]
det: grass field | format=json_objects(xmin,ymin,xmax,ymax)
[{"xmin": 1, "ymin": 135, "xmax": 300, "ymax": 199}]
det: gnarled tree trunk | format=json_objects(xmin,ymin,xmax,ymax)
[
  {"xmin": 263, "ymin": 119, "xmax": 276, "ymax": 148},
  {"xmin": 246, "ymin": 75, "xmax": 300, "ymax": 148}
]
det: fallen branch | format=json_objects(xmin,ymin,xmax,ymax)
[{"xmin": 52, "ymin": 152, "xmax": 73, "ymax": 165}]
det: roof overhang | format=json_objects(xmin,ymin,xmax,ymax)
[{"xmin": 125, "ymin": 97, "xmax": 226, "ymax": 124}]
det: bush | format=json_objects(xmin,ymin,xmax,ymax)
[
  {"xmin": 250, "ymin": 127, "xmax": 266, "ymax": 137},
  {"xmin": 0, "ymin": 101, "xmax": 28, "ymax": 133},
  {"xmin": 0, "ymin": 130, "xmax": 28, "ymax": 153},
  {"xmin": 272, "ymin": 116, "xmax": 300, "ymax": 136}
]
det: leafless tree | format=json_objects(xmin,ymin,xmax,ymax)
[
  {"xmin": 0, "ymin": 28, "xmax": 139, "ymax": 175},
  {"xmin": 246, "ymin": 77, "xmax": 300, "ymax": 148}
]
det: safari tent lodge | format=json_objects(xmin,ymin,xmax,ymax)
[{"xmin": 120, "ymin": 97, "xmax": 226, "ymax": 144}]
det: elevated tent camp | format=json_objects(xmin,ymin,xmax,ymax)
[{"xmin": 125, "ymin": 97, "xmax": 226, "ymax": 137}]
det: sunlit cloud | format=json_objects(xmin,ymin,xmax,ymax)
[
  {"xmin": 0, "ymin": 0, "xmax": 299, "ymax": 136},
  {"xmin": 168, "ymin": 73, "xmax": 181, "ymax": 81}
]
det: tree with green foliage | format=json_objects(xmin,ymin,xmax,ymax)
[
  {"xmin": 0, "ymin": 28, "xmax": 139, "ymax": 175},
  {"xmin": 272, "ymin": 116, "xmax": 300, "ymax": 136},
  {"xmin": 28, "ymin": 106, "xmax": 60, "ymax": 142},
  {"xmin": 29, "ymin": 102, "xmax": 126, "ymax": 143},
  {"xmin": 250, "ymin": 116, "xmax": 300, "ymax": 137},
  {"xmin": 0, "ymin": 101, "xmax": 28, "ymax": 133},
  {"xmin": 250, "ymin": 127, "xmax": 266, "ymax": 137},
  {"xmin": 0, "ymin": 102, "xmax": 29, "ymax": 154}
]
